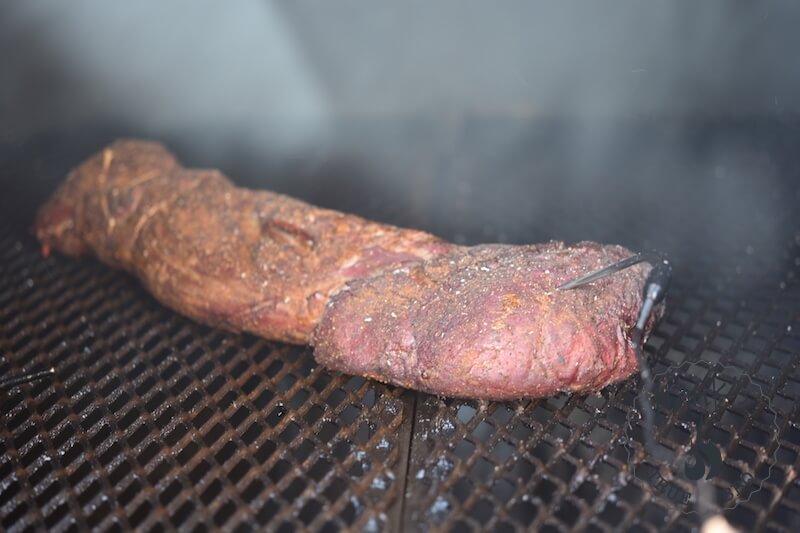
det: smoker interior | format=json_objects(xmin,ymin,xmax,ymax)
[{"xmin": 1, "ymin": 120, "xmax": 799, "ymax": 532}]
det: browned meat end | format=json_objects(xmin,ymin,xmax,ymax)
[{"xmin": 313, "ymin": 242, "xmax": 655, "ymax": 400}]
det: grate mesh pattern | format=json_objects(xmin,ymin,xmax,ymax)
[
  {"xmin": 0, "ymin": 229, "xmax": 410, "ymax": 532},
  {"xmin": 2, "ymin": 122, "xmax": 800, "ymax": 532},
  {"xmin": 2, "ymin": 226, "xmax": 799, "ymax": 533}
]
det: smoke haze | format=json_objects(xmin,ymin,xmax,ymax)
[{"xmin": 1, "ymin": 1, "xmax": 798, "ymax": 271}]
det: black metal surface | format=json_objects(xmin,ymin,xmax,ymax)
[
  {"xmin": 1, "ymin": 120, "xmax": 799, "ymax": 532},
  {"xmin": 0, "ymin": 227, "xmax": 412, "ymax": 532}
]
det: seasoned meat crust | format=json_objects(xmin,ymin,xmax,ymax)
[
  {"xmin": 35, "ymin": 139, "xmax": 454, "ymax": 344},
  {"xmin": 315, "ymin": 243, "xmax": 651, "ymax": 398},
  {"xmin": 35, "ymin": 139, "xmax": 658, "ymax": 399}
]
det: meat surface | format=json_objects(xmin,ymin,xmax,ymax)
[{"xmin": 35, "ymin": 139, "xmax": 659, "ymax": 399}]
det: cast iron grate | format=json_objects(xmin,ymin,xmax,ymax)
[
  {"xmin": 0, "ymin": 229, "xmax": 410, "ymax": 532},
  {"xmin": 2, "ymin": 224, "xmax": 799, "ymax": 532},
  {"xmin": 2, "ymin": 120, "xmax": 800, "ymax": 532}
]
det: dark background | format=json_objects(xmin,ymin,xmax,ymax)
[{"xmin": 1, "ymin": 1, "xmax": 799, "ymax": 267}]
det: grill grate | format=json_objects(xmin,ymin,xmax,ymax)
[
  {"xmin": 0, "ymin": 230, "xmax": 410, "ymax": 532},
  {"xmin": 2, "ymin": 224, "xmax": 799, "ymax": 532},
  {"xmin": 2, "ymin": 122, "xmax": 800, "ymax": 532}
]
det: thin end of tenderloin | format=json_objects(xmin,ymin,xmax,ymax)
[{"xmin": 34, "ymin": 139, "xmax": 179, "ymax": 258}]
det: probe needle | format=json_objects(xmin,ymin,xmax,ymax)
[{"xmin": 556, "ymin": 253, "xmax": 647, "ymax": 290}]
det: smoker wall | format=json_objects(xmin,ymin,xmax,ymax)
[
  {"xmin": 1, "ymin": 1, "xmax": 798, "ymax": 269},
  {"xmin": 2, "ymin": 1, "xmax": 799, "ymax": 144}
]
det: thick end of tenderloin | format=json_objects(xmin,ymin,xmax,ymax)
[{"xmin": 313, "ymin": 242, "xmax": 659, "ymax": 400}]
